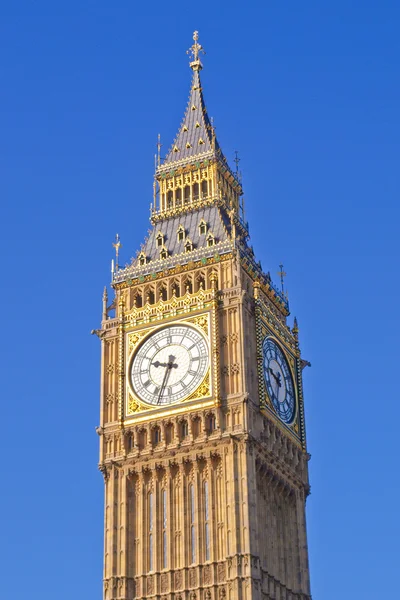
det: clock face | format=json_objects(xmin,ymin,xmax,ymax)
[
  {"xmin": 262, "ymin": 337, "xmax": 296, "ymax": 424},
  {"xmin": 130, "ymin": 324, "xmax": 209, "ymax": 406}
]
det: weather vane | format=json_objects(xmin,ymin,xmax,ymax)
[
  {"xmin": 187, "ymin": 31, "xmax": 205, "ymax": 68},
  {"xmin": 112, "ymin": 233, "xmax": 122, "ymax": 270},
  {"xmin": 278, "ymin": 264, "xmax": 287, "ymax": 294}
]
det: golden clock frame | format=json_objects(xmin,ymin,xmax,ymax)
[
  {"xmin": 119, "ymin": 278, "xmax": 220, "ymax": 425},
  {"xmin": 254, "ymin": 295, "xmax": 303, "ymax": 446}
]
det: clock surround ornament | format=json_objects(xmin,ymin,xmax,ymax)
[{"xmin": 129, "ymin": 323, "xmax": 209, "ymax": 406}]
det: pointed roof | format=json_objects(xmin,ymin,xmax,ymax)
[{"xmin": 158, "ymin": 31, "xmax": 226, "ymax": 171}]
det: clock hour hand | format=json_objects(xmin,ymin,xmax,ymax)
[{"xmin": 152, "ymin": 359, "xmax": 178, "ymax": 369}]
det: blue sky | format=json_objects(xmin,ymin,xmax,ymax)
[{"xmin": 1, "ymin": 2, "xmax": 399, "ymax": 598}]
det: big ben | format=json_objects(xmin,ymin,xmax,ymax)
[{"xmin": 95, "ymin": 31, "xmax": 312, "ymax": 600}]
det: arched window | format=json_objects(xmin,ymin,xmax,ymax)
[
  {"xmin": 135, "ymin": 293, "xmax": 143, "ymax": 308},
  {"xmin": 156, "ymin": 232, "xmax": 164, "ymax": 247},
  {"xmin": 177, "ymin": 225, "xmax": 185, "ymax": 242},
  {"xmin": 185, "ymin": 239, "xmax": 193, "ymax": 253},
  {"xmin": 199, "ymin": 219, "xmax": 207, "ymax": 235},
  {"xmin": 146, "ymin": 290, "xmax": 155, "ymax": 304},
  {"xmin": 153, "ymin": 427, "xmax": 161, "ymax": 445},
  {"xmin": 196, "ymin": 276, "xmax": 205, "ymax": 292},
  {"xmin": 201, "ymin": 180, "xmax": 208, "ymax": 198},
  {"xmin": 160, "ymin": 248, "xmax": 168, "ymax": 260},
  {"xmin": 181, "ymin": 420, "xmax": 189, "ymax": 439},
  {"xmin": 207, "ymin": 413, "xmax": 216, "ymax": 432},
  {"xmin": 171, "ymin": 282, "xmax": 180, "ymax": 297},
  {"xmin": 167, "ymin": 190, "xmax": 173, "ymax": 208},
  {"xmin": 184, "ymin": 279, "xmax": 193, "ymax": 294},
  {"xmin": 175, "ymin": 188, "xmax": 182, "ymax": 206},
  {"xmin": 193, "ymin": 182, "xmax": 199, "ymax": 200},
  {"xmin": 184, "ymin": 186, "xmax": 190, "ymax": 203}
]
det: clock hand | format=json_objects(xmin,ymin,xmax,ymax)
[
  {"xmin": 269, "ymin": 367, "xmax": 282, "ymax": 387},
  {"xmin": 157, "ymin": 355, "xmax": 176, "ymax": 404},
  {"xmin": 152, "ymin": 360, "xmax": 179, "ymax": 369}
]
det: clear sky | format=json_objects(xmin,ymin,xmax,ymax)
[{"xmin": 1, "ymin": 1, "xmax": 399, "ymax": 598}]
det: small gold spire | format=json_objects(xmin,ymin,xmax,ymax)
[{"xmin": 187, "ymin": 30, "xmax": 205, "ymax": 71}]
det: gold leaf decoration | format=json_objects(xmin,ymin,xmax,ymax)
[
  {"xmin": 185, "ymin": 371, "xmax": 210, "ymax": 402},
  {"xmin": 128, "ymin": 393, "xmax": 141, "ymax": 414},
  {"xmin": 128, "ymin": 330, "xmax": 149, "ymax": 352},
  {"xmin": 186, "ymin": 313, "xmax": 209, "ymax": 336}
]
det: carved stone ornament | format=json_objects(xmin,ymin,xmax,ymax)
[
  {"xmin": 189, "ymin": 567, "xmax": 197, "ymax": 587},
  {"xmin": 217, "ymin": 563, "xmax": 226, "ymax": 582},
  {"xmin": 147, "ymin": 575, "xmax": 154, "ymax": 594},
  {"xmin": 161, "ymin": 573, "xmax": 168, "ymax": 592},
  {"xmin": 203, "ymin": 564, "xmax": 211, "ymax": 584},
  {"xmin": 175, "ymin": 570, "xmax": 183, "ymax": 589}
]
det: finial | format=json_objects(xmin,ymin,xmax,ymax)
[
  {"xmin": 112, "ymin": 234, "xmax": 122, "ymax": 270},
  {"xmin": 234, "ymin": 150, "xmax": 243, "ymax": 183},
  {"xmin": 156, "ymin": 133, "xmax": 162, "ymax": 167},
  {"xmin": 234, "ymin": 150, "xmax": 240, "ymax": 174},
  {"xmin": 292, "ymin": 317, "xmax": 299, "ymax": 337},
  {"xmin": 102, "ymin": 287, "xmax": 108, "ymax": 321},
  {"xmin": 278, "ymin": 264, "xmax": 287, "ymax": 294},
  {"xmin": 187, "ymin": 30, "xmax": 205, "ymax": 70}
]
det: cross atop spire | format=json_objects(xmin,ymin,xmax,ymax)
[{"xmin": 187, "ymin": 30, "xmax": 205, "ymax": 71}]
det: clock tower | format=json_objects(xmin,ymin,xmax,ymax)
[{"xmin": 95, "ymin": 32, "xmax": 312, "ymax": 600}]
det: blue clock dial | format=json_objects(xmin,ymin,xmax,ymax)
[{"xmin": 262, "ymin": 337, "xmax": 296, "ymax": 424}]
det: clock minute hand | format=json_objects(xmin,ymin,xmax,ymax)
[
  {"xmin": 269, "ymin": 367, "xmax": 282, "ymax": 387},
  {"xmin": 157, "ymin": 355, "xmax": 176, "ymax": 404}
]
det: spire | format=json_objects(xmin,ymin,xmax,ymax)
[{"xmin": 158, "ymin": 31, "xmax": 224, "ymax": 170}]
